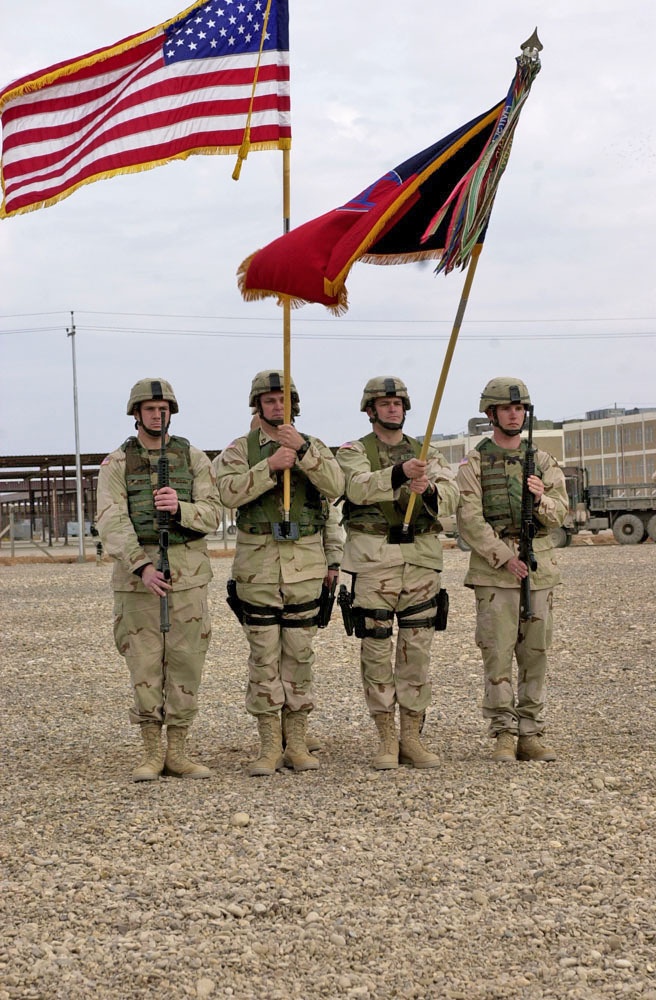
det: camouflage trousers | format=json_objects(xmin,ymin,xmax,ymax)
[
  {"xmin": 237, "ymin": 578, "xmax": 322, "ymax": 717},
  {"xmin": 351, "ymin": 563, "xmax": 440, "ymax": 715},
  {"xmin": 473, "ymin": 585, "xmax": 554, "ymax": 737},
  {"xmin": 113, "ymin": 586, "xmax": 211, "ymax": 728}
]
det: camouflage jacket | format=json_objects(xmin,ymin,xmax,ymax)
[
  {"xmin": 213, "ymin": 428, "xmax": 344, "ymax": 586},
  {"xmin": 456, "ymin": 445, "xmax": 568, "ymax": 589},
  {"xmin": 96, "ymin": 441, "xmax": 221, "ymax": 592},
  {"xmin": 323, "ymin": 500, "xmax": 345, "ymax": 568},
  {"xmin": 336, "ymin": 435, "xmax": 459, "ymax": 572}
]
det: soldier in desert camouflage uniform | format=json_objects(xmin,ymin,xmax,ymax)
[
  {"xmin": 96, "ymin": 378, "xmax": 222, "ymax": 782},
  {"xmin": 336, "ymin": 376, "xmax": 459, "ymax": 771},
  {"xmin": 456, "ymin": 377, "xmax": 568, "ymax": 763},
  {"xmin": 214, "ymin": 371, "xmax": 344, "ymax": 776},
  {"xmin": 246, "ymin": 412, "xmax": 343, "ymax": 755}
]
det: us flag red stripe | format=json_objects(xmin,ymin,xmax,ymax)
[{"xmin": 0, "ymin": 0, "xmax": 290, "ymax": 217}]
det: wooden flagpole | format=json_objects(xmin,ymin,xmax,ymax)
[
  {"xmin": 402, "ymin": 242, "xmax": 483, "ymax": 532},
  {"xmin": 230, "ymin": 0, "xmax": 293, "ymax": 526},
  {"xmin": 282, "ymin": 147, "xmax": 292, "ymax": 522}
]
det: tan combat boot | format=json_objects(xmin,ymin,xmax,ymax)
[
  {"xmin": 282, "ymin": 710, "xmax": 320, "ymax": 772},
  {"xmin": 517, "ymin": 734, "xmax": 556, "ymax": 762},
  {"xmin": 133, "ymin": 723, "xmax": 164, "ymax": 782},
  {"xmin": 282, "ymin": 709, "xmax": 321, "ymax": 754},
  {"xmin": 163, "ymin": 727, "xmax": 211, "ymax": 778},
  {"xmin": 248, "ymin": 714, "xmax": 284, "ymax": 777},
  {"xmin": 399, "ymin": 708, "xmax": 440, "ymax": 769},
  {"xmin": 372, "ymin": 712, "xmax": 399, "ymax": 770},
  {"xmin": 491, "ymin": 731, "xmax": 517, "ymax": 762}
]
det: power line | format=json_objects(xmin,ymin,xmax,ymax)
[
  {"xmin": 2, "ymin": 323, "xmax": 656, "ymax": 342},
  {"xmin": 3, "ymin": 308, "xmax": 656, "ymax": 325}
]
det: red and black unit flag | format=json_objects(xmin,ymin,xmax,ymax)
[
  {"xmin": 238, "ymin": 36, "xmax": 541, "ymax": 314},
  {"xmin": 0, "ymin": 0, "xmax": 290, "ymax": 217}
]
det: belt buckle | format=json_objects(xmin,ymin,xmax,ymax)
[
  {"xmin": 387, "ymin": 524, "xmax": 415, "ymax": 544},
  {"xmin": 272, "ymin": 521, "xmax": 300, "ymax": 541}
]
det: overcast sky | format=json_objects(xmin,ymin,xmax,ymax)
[{"xmin": 1, "ymin": 0, "xmax": 655, "ymax": 458}]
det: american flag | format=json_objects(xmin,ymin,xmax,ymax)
[{"xmin": 0, "ymin": 0, "xmax": 290, "ymax": 218}]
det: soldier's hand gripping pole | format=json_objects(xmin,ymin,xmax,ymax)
[
  {"xmin": 519, "ymin": 404, "xmax": 538, "ymax": 622},
  {"xmin": 157, "ymin": 409, "xmax": 171, "ymax": 633}
]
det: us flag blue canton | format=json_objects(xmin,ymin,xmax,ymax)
[
  {"xmin": 164, "ymin": 0, "xmax": 290, "ymax": 62},
  {"xmin": 0, "ymin": 0, "xmax": 291, "ymax": 217}
]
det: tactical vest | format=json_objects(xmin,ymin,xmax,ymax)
[
  {"xmin": 476, "ymin": 437, "xmax": 548, "ymax": 537},
  {"xmin": 236, "ymin": 430, "xmax": 328, "ymax": 536},
  {"xmin": 122, "ymin": 436, "xmax": 205, "ymax": 546},
  {"xmin": 342, "ymin": 433, "xmax": 438, "ymax": 535}
]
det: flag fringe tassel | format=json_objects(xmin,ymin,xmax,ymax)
[
  {"xmin": 1, "ymin": 141, "xmax": 291, "ymax": 218},
  {"xmin": 358, "ymin": 248, "xmax": 444, "ymax": 267},
  {"xmin": 238, "ymin": 253, "xmax": 349, "ymax": 316}
]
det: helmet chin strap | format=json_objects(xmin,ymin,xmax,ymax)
[
  {"xmin": 370, "ymin": 401, "xmax": 405, "ymax": 432},
  {"xmin": 489, "ymin": 406, "xmax": 526, "ymax": 437},
  {"xmin": 257, "ymin": 402, "xmax": 287, "ymax": 429},
  {"xmin": 370, "ymin": 415, "xmax": 405, "ymax": 431},
  {"xmin": 135, "ymin": 410, "xmax": 170, "ymax": 437}
]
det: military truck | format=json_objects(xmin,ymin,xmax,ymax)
[{"xmin": 554, "ymin": 467, "xmax": 656, "ymax": 546}]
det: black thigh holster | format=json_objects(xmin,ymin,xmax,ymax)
[
  {"xmin": 280, "ymin": 597, "xmax": 321, "ymax": 629},
  {"xmin": 396, "ymin": 594, "xmax": 439, "ymax": 630},
  {"xmin": 241, "ymin": 596, "xmax": 321, "ymax": 628},
  {"xmin": 241, "ymin": 599, "xmax": 280, "ymax": 627},
  {"xmin": 351, "ymin": 606, "xmax": 395, "ymax": 640}
]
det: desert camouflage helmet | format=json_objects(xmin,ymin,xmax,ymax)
[
  {"xmin": 479, "ymin": 377, "xmax": 531, "ymax": 413},
  {"xmin": 126, "ymin": 378, "xmax": 179, "ymax": 415},
  {"xmin": 248, "ymin": 370, "xmax": 300, "ymax": 416},
  {"xmin": 360, "ymin": 375, "xmax": 411, "ymax": 412}
]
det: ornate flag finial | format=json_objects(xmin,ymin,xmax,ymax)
[{"xmin": 520, "ymin": 28, "xmax": 543, "ymax": 62}]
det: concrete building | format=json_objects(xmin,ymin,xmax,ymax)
[
  {"xmin": 562, "ymin": 408, "xmax": 656, "ymax": 486},
  {"xmin": 430, "ymin": 407, "xmax": 656, "ymax": 486}
]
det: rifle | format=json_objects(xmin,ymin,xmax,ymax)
[
  {"xmin": 519, "ymin": 404, "xmax": 538, "ymax": 621},
  {"xmin": 157, "ymin": 410, "xmax": 171, "ymax": 633}
]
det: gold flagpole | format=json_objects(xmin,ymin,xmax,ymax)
[
  {"xmin": 230, "ymin": 0, "xmax": 293, "ymax": 526},
  {"xmin": 282, "ymin": 147, "xmax": 292, "ymax": 523},
  {"xmin": 402, "ymin": 242, "xmax": 483, "ymax": 531}
]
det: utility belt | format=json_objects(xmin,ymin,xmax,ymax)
[
  {"xmin": 337, "ymin": 576, "xmax": 448, "ymax": 638},
  {"xmin": 226, "ymin": 579, "xmax": 332, "ymax": 629},
  {"xmin": 498, "ymin": 526, "xmax": 548, "ymax": 540},
  {"xmin": 238, "ymin": 523, "xmax": 320, "ymax": 539},
  {"xmin": 347, "ymin": 522, "xmax": 442, "ymax": 538}
]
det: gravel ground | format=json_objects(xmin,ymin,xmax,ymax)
[{"xmin": 1, "ymin": 541, "xmax": 655, "ymax": 1000}]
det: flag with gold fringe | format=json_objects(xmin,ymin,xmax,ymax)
[
  {"xmin": 0, "ymin": 0, "xmax": 290, "ymax": 218},
  {"xmin": 238, "ymin": 34, "xmax": 541, "ymax": 314}
]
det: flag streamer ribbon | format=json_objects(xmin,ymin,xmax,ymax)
[
  {"xmin": 402, "ymin": 34, "xmax": 542, "ymax": 530},
  {"xmin": 422, "ymin": 46, "xmax": 542, "ymax": 274}
]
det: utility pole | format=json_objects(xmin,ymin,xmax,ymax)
[{"xmin": 67, "ymin": 311, "xmax": 86, "ymax": 563}]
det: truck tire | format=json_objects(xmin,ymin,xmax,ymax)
[
  {"xmin": 550, "ymin": 527, "xmax": 571, "ymax": 548},
  {"xmin": 612, "ymin": 513, "xmax": 646, "ymax": 545},
  {"xmin": 647, "ymin": 514, "xmax": 656, "ymax": 542}
]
